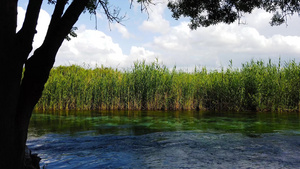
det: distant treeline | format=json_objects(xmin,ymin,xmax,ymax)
[{"xmin": 35, "ymin": 59, "xmax": 300, "ymax": 112}]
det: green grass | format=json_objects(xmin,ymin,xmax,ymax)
[{"xmin": 35, "ymin": 59, "xmax": 300, "ymax": 112}]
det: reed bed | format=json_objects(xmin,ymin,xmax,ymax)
[{"xmin": 35, "ymin": 59, "xmax": 300, "ymax": 112}]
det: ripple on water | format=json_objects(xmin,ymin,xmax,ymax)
[{"xmin": 27, "ymin": 131, "xmax": 300, "ymax": 169}]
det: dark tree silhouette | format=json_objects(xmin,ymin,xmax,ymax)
[
  {"xmin": 168, "ymin": 0, "xmax": 300, "ymax": 29},
  {"xmin": 0, "ymin": 0, "xmax": 299, "ymax": 168}
]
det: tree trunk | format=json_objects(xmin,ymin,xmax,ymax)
[
  {"xmin": 0, "ymin": 0, "xmax": 88, "ymax": 168},
  {"xmin": 0, "ymin": 0, "xmax": 23, "ymax": 168}
]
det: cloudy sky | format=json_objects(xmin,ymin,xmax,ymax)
[{"xmin": 18, "ymin": 0, "xmax": 300, "ymax": 70}]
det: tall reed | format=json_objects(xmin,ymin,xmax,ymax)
[{"xmin": 35, "ymin": 59, "xmax": 300, "ymax": 112}]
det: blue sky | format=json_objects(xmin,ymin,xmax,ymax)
[{"xmin": 18, "ymin": 0, "xmax": 300, "ymax": 70}]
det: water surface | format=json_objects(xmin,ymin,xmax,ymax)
[{"xmin": 27, "ymin": 111, "xmax": 300, "ymax": 168}]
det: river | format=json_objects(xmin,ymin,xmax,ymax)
[{"xmin": 27, "ymin": 110, "xmax": 300, "ymax": 168}]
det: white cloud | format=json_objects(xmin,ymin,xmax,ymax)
[
  {"xmin": 111, "ymin": 23, "xmax": 132, "ymax": 39},
  {"xmin": 18, "ymin": 4, "xmax": 300, "ymax": 71},
  {"xmin": 241, "ymin": 9, "xmax": 300, "ymax": 37},
  {"xmin": 34, "ymin": 9, "xmax": 51, "ymax": 48},
  {"xmin": 139, "ymin": 1, "xmax": 170, "ymax": 34},
  {"xmin": 56, "ymin": 28, "xmax": 161, "ymax": 69},
  {"xmin": 17, "ymin": 7, "xmax": 26, "ymax": 31},
  {"xmin": 146, "ymin": 9, "xmax": 300, "ymax": 69},
  {"xmin": 128, "ymin": 46, "xmax": 160, "ymax": 64},
  {"xmin": 56, "ymin": 29, "xmax": 128, "ymax": 68}
]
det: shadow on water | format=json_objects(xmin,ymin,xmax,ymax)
[{"xmin": 27, "ymin": 110, "xmax": 300, "ymax": 168}]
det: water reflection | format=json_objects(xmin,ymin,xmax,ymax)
[{"xmin": 29, "ymin": 110, "xmax": 300, "ymax": 138}]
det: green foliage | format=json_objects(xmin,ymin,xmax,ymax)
[
  {"xmin": 167, "ymin": 0, "xmax": 300, "ymax": 29},
  {"xmin": 36, "ymin": 59, "xmax": 300, "ymax": 112},
  {"xmin": 65, "ymin": 27, "xmax": 78, "ymax": 41}
]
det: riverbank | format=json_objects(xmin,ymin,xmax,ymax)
[{"xmin": 35, "ymin": 59, "xmax": 300, "ymax": 112}]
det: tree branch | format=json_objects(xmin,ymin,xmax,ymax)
[
  {"xmin": 18, "ymin": 0, "xmax": 43, "ymax": 34},
  {"xmin": 47, "ymin": 0, "xmax": 68, "ymax": 33},
  {"xmin": 99, "ymin": 0, "xmax": 125, "ymax": 23},
  {"xmin": 16, "ymin": 0, "xmax": 43, "ymax": 64},
  {"xmin": 18, "ymin": 0, "xmax": 89, "ymax": 122}
]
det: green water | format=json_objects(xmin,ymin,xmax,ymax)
[
  {"xmin": 29, "ymin": 110, "xmax": 300, "ymax": 137},
  {"xmin": 27, "ymin": 111, "xmax": 300, "ymax": 168}
]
